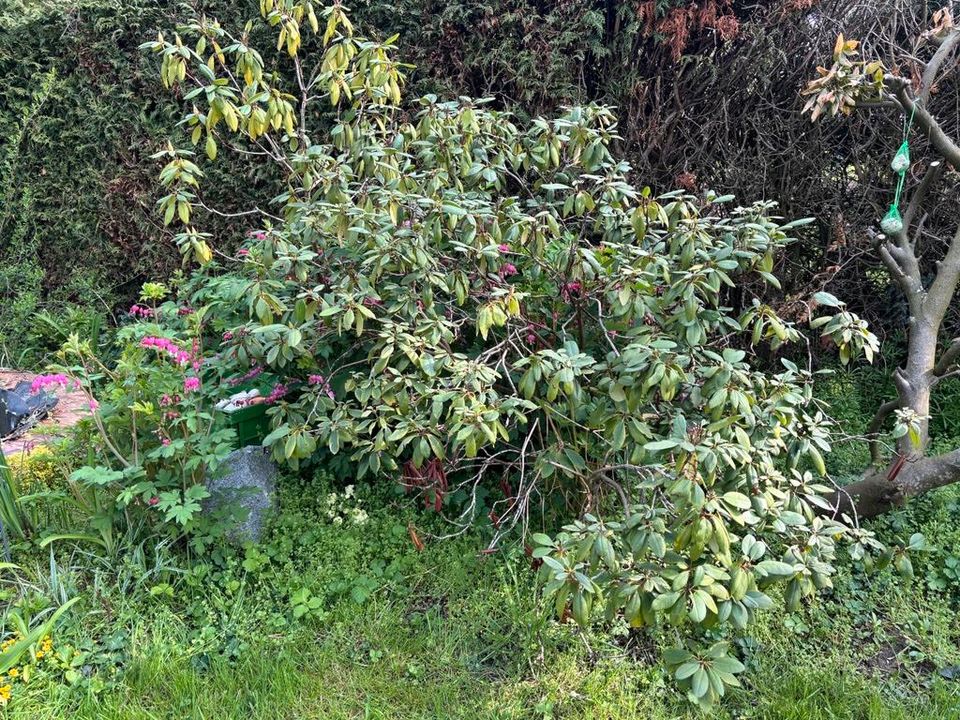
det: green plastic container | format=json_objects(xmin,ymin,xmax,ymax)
[
  {"xmin": 225, "ymin": 402, "xmax": 271, "ymax": 448},
  {"xmin": 218, "ymin": 375, "xmax": 276, "ymax": 448}
]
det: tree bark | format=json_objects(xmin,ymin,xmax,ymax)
[
  {"xmin": 897, "ymin": 319, "xmax": 939, "ymax": 455},
  {"xmin": 829, "ymin": 448, "xmax": 960, "ymax": 519}
]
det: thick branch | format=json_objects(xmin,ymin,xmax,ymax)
[
  {"xmin": 920, "ymin": 29, "xmax": 960, "ymax": 102},
  {"xmin": 924, "ymin": 221, "xmax": 960, "ymax": 322},
  {"xmin": 933, "ymin": 336, "xmax": 960, "ymax": 377},
  {"xmin": 887, "ymin": 78, "xmax": 960, "ymax": 168},
  {"xmin": 877, "ymin": 239, "xmax": 923, "ymax": 314},
  {"xmin": 829, "ymin": 448, "xmax": 960, "ymax": 518}
]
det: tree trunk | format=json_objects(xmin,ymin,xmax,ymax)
[
  {"xmin": 818, "ymin": 37, "xmax": 960, "ymax": 522},
  {"xmin": 896, "ymin": 320, "xmax": 938, "ymax": 455},
  {"xmin": 832, "ymin": 325, "xmax": 953, "ymax": 520},
  {"xmin": 829, "ymin": 447, "xmax": 960, "ymax": 519}
]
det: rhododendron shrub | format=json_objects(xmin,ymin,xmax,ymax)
[{"xmin": 140, "ymin": 2, "xmax": 898, "ymax": 707}]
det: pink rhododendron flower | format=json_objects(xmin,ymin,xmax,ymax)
[
  {"xmin": 184, "ymin": 376, "xmax": 201, "ymax": 393},
  {"xmin": 148, "ymin": 496, "xmax": 160, "ymax": 506},
  {"xmin": 308, "ymin": 374, "xmax": 335, "ymax": 399},
  {"xmin": 265, "ymin": 383, "xmax": 288, "ymax": 403},
  {"xmin": 222, "ymin": 331, "xmax": 234, "ymax": 341},
  {"xmin": 30, "ymin": 374, "xmax": 71, "ymax": 394},
  {"xmin": 561, "ymin": 281, "xmax": 583, "ymax": 302},
  {"xmin": 88, "ymin": 399, "xmax": 99, "ymax": 411},
  {"xmin": 498, "ymin": 243, "xmax": 510, "ymax": 253},
  {"xmin": 499, "ymin": 263, "xmax": 518, "ymax": 278},
  {"xmin": 228, "ymin": 365, "xmax": 262, "ymax": 387}
]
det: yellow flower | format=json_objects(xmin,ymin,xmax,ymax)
[
  {"xmin": 0, "ymin": 683, "xmax": 11, "ymax": 703},
  {"xmin": 7, "ymin": 668, "xmax": 18, "ymax": 678}
]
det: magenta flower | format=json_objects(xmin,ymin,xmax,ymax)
[
  {"xmin": 499, "ymin": 263, "xmax": 518, "ymax": 278},
  {"xmin": 265, "ymin": 383, "xmax": 288, "ymax": 403},
  {"xmin": 30, "ymin": 374, "xmax": 71, "ymax": 395},
  {"xmin": 308, "ymin": 374, "xmax": 335, "ymax": 399},
  {"xmin": 184, "ymin": 376, "xmax": 201, "ymax": 393},
  {"xmin": 141, "ymin": 336, "xmax": 192, "ymax": 365},
  {"xmin": 561, "ymin": 281, "xmax": 583, "ymax": 302},
  {"xmin": 222, "ymin": 331, "xmax": 234, "ymax": 341},
  {"xmin": 128, "ymin": 304, "xmax": 154, "ymax": 319},
  {"xmin": 88, "ymin": 399, "xmax": 100, "ymax": 411},
  {"xmin": 228, "ymin": 365, "xmax": 262, "ymax": 387},
  {"xmin": 498, "ymin": 244, "xmax": 510, "ymax": 253}
]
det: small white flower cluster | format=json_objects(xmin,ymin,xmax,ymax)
[{"xmin": 323, "ymin": 485, "xmax": 369, "ymax": 525}]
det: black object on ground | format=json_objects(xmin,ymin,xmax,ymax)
[{"xmin": 0, "ymin": 381, "xmax": 58, "ymax": 439}]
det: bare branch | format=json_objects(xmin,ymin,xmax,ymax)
[
  {"xmin": 903, "ymin": 161, "xmax": 944, "ymax": 230},
  {"xmin": 920, "ymin": 29, "xmax": 960, "ymax": 102},
  {"xmin": 887, "ymin": 77, "xmax": 960, "ymax": 168},
  {"xmin": 933, "ymin": 336, "xmax": 960, "ymax": 377},
  {"xmin": 867, "ymin": 398, "xmax": 899, "ymax": 465},
  {"xmin": 924, "ymin": 222, "xmax": 960, "ymax": 322},
  {"xmin": 877, "ymin": 239, "xmax": 923, "ymax": 314}
]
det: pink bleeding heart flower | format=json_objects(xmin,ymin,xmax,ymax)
[{"xmin": 30, "ymin": 374, "xmax": 71, "ymax": 395}]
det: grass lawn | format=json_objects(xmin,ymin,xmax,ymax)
[{"xmin": 4, "ymin": 475, "xmax": 959, "ymax": 719}]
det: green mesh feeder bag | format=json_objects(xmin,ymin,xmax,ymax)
[
  {"xmin": 891, "ymin": 140, "xmax": 911, "ymax": 173},
  {"xmin": 880, "ymin": 205, "xmax": 903, "ymax": 234}
]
